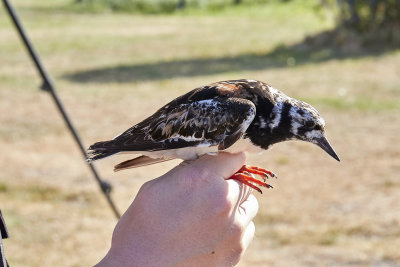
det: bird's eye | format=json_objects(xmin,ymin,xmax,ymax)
[{"xmin": 305, "ymin": 121, "xmax": 315, "ymax": 128}]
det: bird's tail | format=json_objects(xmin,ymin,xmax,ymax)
[
  {"xmin": 114, "ymin": 155, "xmax": 172, "ymax": 172},
  {"xmin": 87, "ymin": 141, "xmax": 119, "ymax": 162}
]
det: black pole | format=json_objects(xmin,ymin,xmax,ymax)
[{"xmin": 2, "ymin": 0, "xmax": 121, "ymax": 219}]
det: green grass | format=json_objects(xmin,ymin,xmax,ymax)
[
  {"xmin": 56, "ymin": 0, "xmax": 323, "ymax": 18},
  {"xmin": 0, "ymin": 0, "xmax": 336, "ymax": 90},
  {"xmin": 318, "ymin": 228, "xmax": 340, "ymax": 246},
  {"xmin": 0, "ymin": 182, "xmax": 8, "ymax": 192},
  {"xmin": 306, "ymin": 96, "xmax": 400, "ymax": 112}
]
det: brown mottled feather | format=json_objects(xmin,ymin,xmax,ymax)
[{"xmin": 87, "ymin": 79, "xmax": 271, "ymax": 162}]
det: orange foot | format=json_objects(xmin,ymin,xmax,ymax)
[{"xmin": 229, "ymin": 165, "xmax": 277, "ymax": 194}]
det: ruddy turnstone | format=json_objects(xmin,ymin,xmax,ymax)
[{"xmin": 88, "ymin": 79, "xmax": 339, "ymax": 193}]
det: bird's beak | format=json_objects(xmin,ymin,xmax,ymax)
[{"xmin": 315, "ymin": 136, "xmax": 340, "ymax": 162}]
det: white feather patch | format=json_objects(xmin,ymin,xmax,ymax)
[{"xmin": 268, "ymin": 102, "xmax": 283, "ymax": 130}]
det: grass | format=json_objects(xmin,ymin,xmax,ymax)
[
  {"xmin": 0, "ymin": 183, "xmax": 8, "ymax": 193},
  {"xmin": 306, "ymin": 96, "xmax": 400, "ymax": 112},
  {"xmin": 1, "ymin": 0, "xmax": 400, "ymax": 266},
  {"xmin": 0, "ymin": 183, "xmax": 98, "ymax": 203}
]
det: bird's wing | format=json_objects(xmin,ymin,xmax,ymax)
[{"xmin": 88, "ymin": 97, "xmax": 256, "ymax": 161}]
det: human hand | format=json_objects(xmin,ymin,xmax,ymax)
[{"xmin": 96, "ymin": 152, "xmax": 259, "ymax": 267}]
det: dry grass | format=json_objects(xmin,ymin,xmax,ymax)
[{"xmin": 1, "ymin": 1, "xmax": 400, "ymax": 266}]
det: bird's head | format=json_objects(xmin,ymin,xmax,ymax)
[
  {"xmin": 288, "ymin": 100, "xmax": 340, "ymax": 162},
  {"xmin": 244, "ymin": 84, "xmax": 340, "ymax": 161}
]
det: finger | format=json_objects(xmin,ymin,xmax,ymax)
[
  {"xmin": 158, "ymin": 152, "xmax": 243, "ymax": 180},
  {"xmin": 225, "ymin": 179, "xmax": 242, "ymax": 208},
  {"xmin": 194, "ymin": 152, "xmax": 246, "ymax": 179},
  {"xmin": 241, "ymin": 221, "xmax": 256, "ymax": 252},
  {"xmin": 237, "ymin": 194, "xmax": 259, "ymax": 226},
  {"xmin": 238, "ymin": 183, "xmax": 253, "ymax": 206}
]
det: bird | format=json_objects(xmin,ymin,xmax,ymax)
[{"xmin": 87, "ymin": 79, "xmax": 340, "ymax": 193}]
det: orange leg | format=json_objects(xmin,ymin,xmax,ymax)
[
  {"xmin": 238, "ymin": 165, "xmax": 277, "ymax": 179},
  {"xmin": 230, "ymin": 173, "xmax": 264, "ymax": 194},
  {"xmin": 229, "ymin": 165, "xmax": 276, "ymax": 194}
]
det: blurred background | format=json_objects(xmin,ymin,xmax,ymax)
[{"xmin": 0, "ymin": 0, "xmax": 399, "ymax": 266}]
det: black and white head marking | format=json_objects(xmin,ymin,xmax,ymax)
[
  {"xmin": 288, "ymin": 103, "xmax": 325, "ymax": 141},
  {"xmin": 268, "ymin": 102, "xmax": 284, "ymax": 130},
  {"xmin": 266, "ymin": 86, "xmax": 325, "ymax": 141}
]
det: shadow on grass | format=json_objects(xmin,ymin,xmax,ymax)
[{"xmin": 63, "ymin": 29, "xmax": 396, "ymax": 84}]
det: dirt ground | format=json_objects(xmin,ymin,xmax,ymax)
[{"xmin": 1, "ymin": 1, "xmax": 400, "ymax": 266}]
